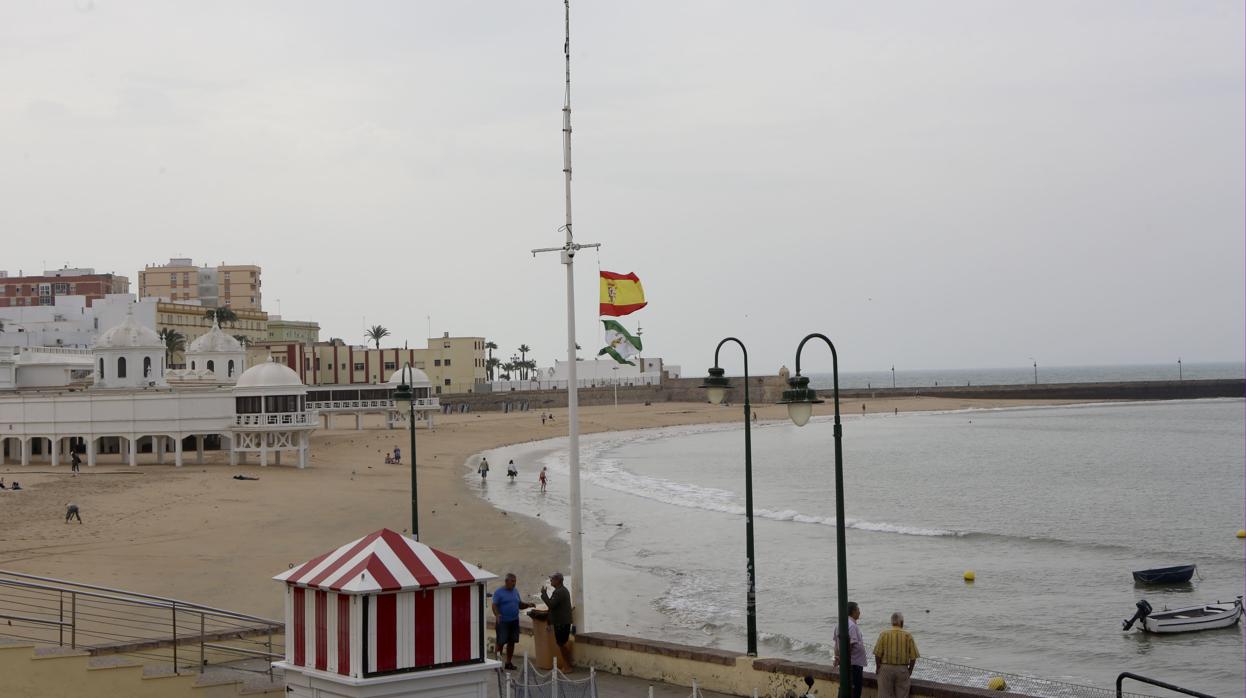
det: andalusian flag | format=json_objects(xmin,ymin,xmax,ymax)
[
  {"xmin": 598, "ymin": 319, "xmax": 643, "ymax": 365},
  {"xmin": 600, "ymin": 271, "xmax": 647, "ymax": 317}
]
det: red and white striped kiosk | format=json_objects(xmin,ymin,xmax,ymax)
[{"xmin": 273, "ymin": 528, "xmax": 500, "ymax": 697}]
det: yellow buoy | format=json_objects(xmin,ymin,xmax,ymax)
[
  {"xmin": 1237, "ymin": 530, "xmax": 1245, "ymax": 539},
  {"xmin": 987, "ymin": 676, "xmax": 1007, "ymax": 691},
  {"xmin": 963, "ymin": 570, "xmax": 975, "ymax": 582}
]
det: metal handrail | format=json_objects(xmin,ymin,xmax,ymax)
[
  {"xmin": 1116, "ymin": 672, "xmax": 1215, "ymax": 698},
  {"xmin": 0, "ymin": 571, "xmax": 279, "ymax": 625},
  {"xmin": 0, "ymin": 569, "xmax": 281, "ymax": 675}
]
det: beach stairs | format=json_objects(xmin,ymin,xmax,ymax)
[{"xmin": 0, "ymin": 636, "xmax": 285, "ymax": 696}]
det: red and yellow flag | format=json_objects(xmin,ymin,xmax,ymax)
[{"xmin": 600, "ymin": 271, "xmax": 647, "ymax": 317}]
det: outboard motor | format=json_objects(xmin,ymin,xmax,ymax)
[{"xmin": 1123, "ymin": 599, "xmax": 1153, "ymax": 631}]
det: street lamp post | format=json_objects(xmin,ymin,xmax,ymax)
[
  {"xmin": 1032, "ymin": 359, "xmax": 1038, "ymax": 385},
  {"xmin": 891, "ymin": 364, "xmax": 896, "ymax": 389},
  {"xmin": 393, "ymin": 363, "xmax": 420, "ymax": 539},
  {"xmin": 699, "ymin": 338, "xmax": 758, "ymax": 656},
  {"xmin": 1178, "ymin": 357, "xmax": 1183, "ymax": 381},
  {"xmin": 777, "ymin": 333, "xmax": 851, "ymax": 698}
]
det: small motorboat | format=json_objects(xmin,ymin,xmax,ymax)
[
  {"xmin": 1132, "ymin": 564, "xmax": 1196, "ymax": 584},
  {"xmin": 1122, "ymin": 597, "xmax": 1243, "ymax": 633}
]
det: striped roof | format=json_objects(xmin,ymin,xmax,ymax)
[{"xmin": 273, "ymin": 529, "xmax": 496, "ymax": 594}]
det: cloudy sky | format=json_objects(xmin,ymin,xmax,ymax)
[{"xmin": 2, "ymin": 1, "xmax": 1242, "ymax": 375}]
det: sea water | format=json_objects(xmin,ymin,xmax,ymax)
[{"xmin": 471, "ymin": 399, "xmax": 1245, "ymax": 696}]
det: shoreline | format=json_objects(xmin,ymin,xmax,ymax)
[{"xmin": 0, "ymin": 396, "xmax": 1109, "ymax": 621}]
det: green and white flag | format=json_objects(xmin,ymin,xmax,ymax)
[{"xmin": 598, "ymin": 319, "xmax": 643, "ymax": 365}]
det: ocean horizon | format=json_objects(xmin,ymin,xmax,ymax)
[{"xmin": 803, "ymin": 361, "xmax": 1244, "ymax": 390}]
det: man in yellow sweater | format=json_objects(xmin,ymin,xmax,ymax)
[{"xmin": 873, "ymin": 612, "xmax": 920, "ymax": 698}]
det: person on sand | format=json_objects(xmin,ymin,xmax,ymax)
[
  {"xmin": 507, "ymin": 460, "xmax": 518, "ymax": 480},
  {"xmin": 384, "ymin": 453, "xmax": 394, "ymax": 464},
  {"xmin": 873, "ymin": 611, "xmax": 920, "ymax": 698},
  {"xmin": 10, "ymin": 481, "xmax": 21, "ymax": 491},
  {"xmin": 491, "ymin": 573, "xmax": 533, "ymax": 670},
  {"xmin": 478, "ymin": 457, "xmax": 490, "ymax": 480},
  {"xmin": 65, "ymin": 503, "xmax": 82, "ymax": 524},
  {"xmin": 393, "ymin": 446, "xmax": 401, "ymax": 464},
  {"xmin": 540, "ymin": 572, "xmax": 574, "ymax": 670},
  {"xmin": 833, "ymin": 601, "xmax": 866, "ymax": 698},
  {"xmin": 71, "ymin": 450, "xmax": 81, "ymax": 475},
  {"xmin": 541, "ymin": 413, "xmax": 546, "ymax": 426},
  {"xmin": 539, "ymin": 467, "xmax": 548, "ymax": 493}
]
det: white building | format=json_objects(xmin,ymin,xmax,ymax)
[
  {"xmin": 488, "ymin": 357, "xmax": 667, "ymax": 392},
  {"xmin": 0, "ymin": 311, "xmax": 315, "ymax": 468},
  {"xmin": 0, "ymin": 294, "xmax": 156, "ymax": 350}
]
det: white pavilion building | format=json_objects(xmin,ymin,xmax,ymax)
[{"xmin": 0, "ymin": 311, "xmax": 317, "ymax": 468}]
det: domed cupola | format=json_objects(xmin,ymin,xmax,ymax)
[
  {"xmin": 93, "ymin": 308, "xmax": 166, "ymax": 389},
  {"xmin": 185, "ymin": 318, "xmax": 246, "ymax": 382}
]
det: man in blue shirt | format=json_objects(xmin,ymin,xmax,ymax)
[{"xmin": 491, "ymin": 573, "xmax": 533, "ymax": 670}]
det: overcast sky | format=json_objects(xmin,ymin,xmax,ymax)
[{"xmin": 2, "ymin": 1, "xmax": 1242, "ymax": 375}]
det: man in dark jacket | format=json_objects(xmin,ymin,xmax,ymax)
[{"xmin": 540, "ymin": 572, "xmax": 574, "ymax": 670}]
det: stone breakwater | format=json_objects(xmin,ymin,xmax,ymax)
[{"xmin": 438, "ymin": 378, "xmax": 1243, "ymax": 412}]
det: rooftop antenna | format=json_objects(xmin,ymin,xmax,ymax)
[{"xmin": 531, "ymin": 0, "xmax": 596, "ymax": 631}]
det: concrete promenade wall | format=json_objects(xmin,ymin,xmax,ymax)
[
  {"xmin": 491, "ymin": 620, "xmax": 1036, "ymax": 698},
  {"xmin": 445, "ymin": 378, "xmax": 1243, "ymax": 412}
]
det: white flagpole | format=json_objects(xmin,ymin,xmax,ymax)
[{"xmin": 533, "ymin": 0, "xmax": 595, "ymax": 632}]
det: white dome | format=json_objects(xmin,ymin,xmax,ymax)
[
  {"xmin": 387, "ymin": 367, "xmax": 430, "ymax": 386},
  {"xmin": 187, "ymin": 321, "xmax": 243, "ymax": 353},
  {"xmin": 95, "ymin": 313, "xmax": 163, "ymax": 350},
  {"xmin": 236, "ymin": 362, "xmax": 304, "ymax": 388}
]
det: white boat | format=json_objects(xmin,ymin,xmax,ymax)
[{"xmin": 1123, "ymin": 597, "xmax": 1243, "ymax": 633}]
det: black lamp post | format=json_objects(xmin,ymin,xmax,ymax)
[
  {"xmin": 699, "ymin": 338, "xmax": 758, "ymax": 656},
  {"xmin": 393, "ymin": 363, "xmax": 420, "ymax": 539},
  {"xmin": 777, "ymin": 333, "xmax": 850, "ymax": 698}
]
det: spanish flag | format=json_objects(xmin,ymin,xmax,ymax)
[{"xmin": 600, "ymin": 271, "xmax": 647, "ymax": 317}]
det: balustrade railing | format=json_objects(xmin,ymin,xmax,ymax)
[{"xmin": 233, "ymin": 411, "xmax": 316, "ymax": 427}]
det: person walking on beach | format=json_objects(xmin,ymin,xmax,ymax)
[
  {"xmin": 507, "ymin": 460, "xmax": 518, "ymax": 480},
  {"xmin": 539, "ymin": 466, "xmax": 548, "ymax": 493},
  {"xmin": 393, "ymin": 446, "xmax": 401, "ymax": 464},
  {"xmin": 541, "ymin": 572, "xmax": 574, "ymax": 670},
  {"xmin": 833, "ymin": 602, "xmax": 867, "ymax": 698},
  {"xmin": 873, "ymin": 612, "xmax": 920, "ymax": 698},
  {"xmin": 65, "ymin": 503, "xmax": 82, "ymax": 524},
  {"xmin": 478, "ymin": 457, "xmax": 490, "ymax": 480},
  {"xmin": 491, "ymin": 573, "xmax": 533, "ymax": 670},
  {"xmin": 71, "ymin": 450, "xmax": 81, "ymax": 475}
]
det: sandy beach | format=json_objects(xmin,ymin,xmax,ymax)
[{"xmin": 0, "ymin": 396, "xmax": 1092, "ymax": 621}]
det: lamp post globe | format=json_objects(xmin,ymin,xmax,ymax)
[
  {"xmin": 699, "ymin": 367, "xmax": 732, "ymax": 406},
  {"xmin": 777, "ymin": 374, "xmax": 824, "ymax": 427}
]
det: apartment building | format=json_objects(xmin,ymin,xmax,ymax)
[
  {"xmin": 265, "ymin": 334, "xmax": 487, "ymax": 395},
  {"xmin": 266, "ymin": 316, "xmax": 320, "ymax": 344},
  {"xmin": 0, "ymin": 268, "xmax": 129, "ymax": 308},
  {"xmin": 156, "ymin": 301, "xmax": 269, "ymax": 368},
  {"xmin": 138, "ymin": 258, "xmax": 263, "ymax": 310}
]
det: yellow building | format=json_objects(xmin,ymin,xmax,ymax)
[
  {"xmin": 266, "ymin": 316, "xmax": 320, "ymax": 344},
  {"xmin": 138, "ymin": 258, "xmax": 263, "ymax": 311},
  {"xmin": 264, "ymin": 334, "xmax": 487, "ymax": 395},
  {"xmin": 156, "ymin": 301, "xmax": 268, "ymax": 366}
]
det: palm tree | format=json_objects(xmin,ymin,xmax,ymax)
[
  {"xmin": 365, "ymin": 325, "xmax": 391, "ymax": 349},
  {"xmin": 232, "ymin": 334, "xmax": 250, "ymax": 348},
  {"xmin": 205, "ymin": 307, "xmax": 238, "ymax": 326},
  {"xmin": 521, "ymin": 359, "xmax": 538, "ymax": 381},
  {"xmin": 158, "ymin": 328, "xmax": 186, "ymax": 366},
  {"xmin": 500, "ymin": 362, "xmax": 514, "ymax": 381},
  {"xmin": 485, "ymin": 356, "xmax": 500, "ymax": 381},
  {"xmin": 485, "ymin": 341, "xmax": 498, "ymax": 365}
]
